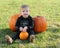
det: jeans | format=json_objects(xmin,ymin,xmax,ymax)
[{"xmin": 12, "ymin": 29, "xmax": 35, "ymax": 40}]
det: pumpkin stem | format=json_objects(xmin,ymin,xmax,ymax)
[{"xmin": 37, "ymin": 16, "xmax": 40, "ymax": 17}]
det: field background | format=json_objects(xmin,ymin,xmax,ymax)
[{"xmin": 0, "ymin": 0, "xmax": 60, "ymax": 48}]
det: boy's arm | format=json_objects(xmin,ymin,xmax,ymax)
[
  {"xmin": 28, "ymin": 17, "xmax": 34, "ymax": 29},
  {"xmin": 15, "ymin": 17, "xmax": 21, "ymax": 31}
]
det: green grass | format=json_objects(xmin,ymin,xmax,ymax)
[{"xmin": 0, "ymin": 0, "xmax": 60, "ymax": 48}]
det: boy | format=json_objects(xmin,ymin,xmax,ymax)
[{"xmin": 5, "ymin": 5, "xmax": 35, "ymax": 44}]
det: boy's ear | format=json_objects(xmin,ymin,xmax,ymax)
[
  {"xmin": 29, "ymin": 9, "xmax": 30, "ymax": 11},
  {"xmin": 19, "ymin": 8, "xmax": 21, "ymax": 12},
  {"xmin": 19, "ymin": 9, "xmax": 21, "ymax": 14}
]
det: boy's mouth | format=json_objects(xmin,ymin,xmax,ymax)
[
  {"xmin": 24, "ymin": 14, "xmax": 28, "ymax": 15},
  {"xmin": 25, "ymin": 14, "xmax": 28, "ymax": 15}
]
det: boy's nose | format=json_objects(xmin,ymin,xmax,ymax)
[{"xmin": 24, "ymin": 12, "xmax": 27, "ymax": 14}]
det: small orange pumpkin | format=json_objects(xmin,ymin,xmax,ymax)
[
  {"xmin": 19, "ymin": 32, "xmax": 29, "ymax": 40},
  {"xmin": 9, "ymin": 14, "xmax": 21, "ymax": 32},
  {"xmin": 33, "ymin": 16, "xmax": 47, "ymax": 32}
]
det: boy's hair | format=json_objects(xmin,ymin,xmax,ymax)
[{"xmin": 21, "ymin": 5, "xmax": 29, "ymax": 8}]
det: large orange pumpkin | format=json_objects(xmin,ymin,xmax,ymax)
[
  {"xmin": 33, "ymin": 16, "xmax": 47, "ymax": 32},
  {"xmin": 19, "ymin": 32, "xmax": 29, "ymax": 40},
  {"xmin": 9, "ymin": 14, "xmax": 21, "ymax": 32}
]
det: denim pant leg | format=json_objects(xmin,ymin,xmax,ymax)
[
  {"xmin": 12, "ymin": 31, "xmax": 20, "ymax": 40},
  {"xmin": 27, "ymin": 29, "xmax": 35, "ymax": 35}
]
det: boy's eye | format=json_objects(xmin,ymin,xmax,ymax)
[
  {"xmin": 23, "ymin": 11, "xmax": 25, "ymax": 12},
  {"xmin": 26, "ymin": 10, "xmax": 28, "ymax": 12}
]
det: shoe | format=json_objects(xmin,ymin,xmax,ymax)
[
  {"xmin": 5, "ymin": 35, "xmax": 13, "ymax": 44},
  {"xmin": 29, "ymin": 35, "xmax": 35, "ymax": 43}
]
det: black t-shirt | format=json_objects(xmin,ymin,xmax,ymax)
[{"xmin": 15, "ymin": 15, "xmax": 34, "ymax": 30}]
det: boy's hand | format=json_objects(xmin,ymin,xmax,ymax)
[
  {"xmin": 19, "ymin": 27, "xmax": 23, "ymax": 31},
  {"xmin": 23, "ymin": 26, "xmax": 28, "ymax": 32},
  {"xmin": 24, "ymin": 26, "xmax": 28, "ymax": 29}
]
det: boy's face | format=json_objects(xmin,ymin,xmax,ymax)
[{"xmin": 21, "ymin": 7, "xmax": 30, "ymax": 18}]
